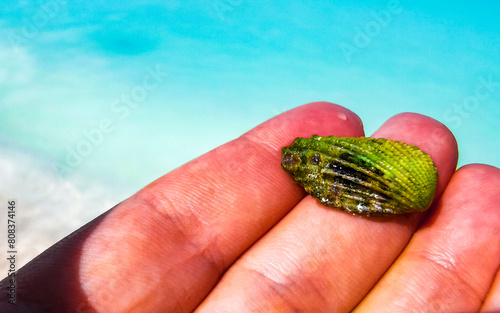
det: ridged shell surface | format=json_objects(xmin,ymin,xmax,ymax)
[{"xmin": 281, "ymin": 135, "xmax": 438, "ymax": 215}]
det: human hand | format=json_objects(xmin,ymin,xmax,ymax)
[{"xmin": 2, "ymin": 102, "xmax": 499, "ymax": 313}]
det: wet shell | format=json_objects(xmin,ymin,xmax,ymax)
[{"xmin": 281, "ymin": 135, "xmax": 438, "ymax": 215}]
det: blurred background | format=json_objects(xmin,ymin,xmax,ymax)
[{"xmin": 1, "ymin": 0, "xmax": 499, "ymax": 272}]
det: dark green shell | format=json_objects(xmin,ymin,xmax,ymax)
[{"xmin": 281, "ymin": 135, "xmax": 438, "ymax": 215}]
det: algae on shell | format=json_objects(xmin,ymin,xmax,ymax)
[{"xmin": 281, "ymin": 135, "xmax": 438, "ymax": 215}]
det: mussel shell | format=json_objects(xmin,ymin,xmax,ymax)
[{"xmin": 281, "ymin": 135, "xmax": 438, "ymax": 215}]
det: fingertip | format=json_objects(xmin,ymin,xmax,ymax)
[
  {"xmin": 296, "ymin": 101, "xmax": 364, "ymax": 133},
  {"xmin": 258, "ymin": 101, "xmax": 365, "ymax": 143},
  {"xmin": 430, "ymin": 163, "xmax": 500, "ymax": 227},
  {"xmin": 451, "ymin": 163, "xmax": 500, "ymax": 195}
]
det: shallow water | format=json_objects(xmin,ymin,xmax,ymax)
[{"xmin": 1, "ymin": 1, "xmax": 499, "ymax": 273}]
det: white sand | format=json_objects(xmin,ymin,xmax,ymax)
[{"xmin": 0, "ymin": 146, "xmax": 127, "ymax": 276}]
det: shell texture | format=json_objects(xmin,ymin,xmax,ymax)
[{"xmin": 281, "ymin": 135, "xmax": 438, "ymax": 215}]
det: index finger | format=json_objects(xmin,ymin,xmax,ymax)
[{"xmin": 2, "ymin": 102, "xmax": 364, "ymax": 312}]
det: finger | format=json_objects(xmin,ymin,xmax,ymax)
[
  {"xmin": 355, "ymin": 164, "xmax": 500, "ymax": 313},
  {"xmin": 195, "ymin": 113, "xmax": 458, "ymax": 312},
  {"xmin": 0, "ymin": 102, "xmax": 363, "ymax": 312}
]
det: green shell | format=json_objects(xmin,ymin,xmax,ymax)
[{"xmin": 281, "ymin": 135, "xmax": 438, "ymax": 215}]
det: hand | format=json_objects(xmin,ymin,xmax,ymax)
[{"xmin": 2, "ymin": 102, "xmax": 499, "ymax": 313}]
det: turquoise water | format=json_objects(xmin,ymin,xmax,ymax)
[{"xmin": 0, "ymin": 1, "xmax": 499, "ymax": 268}]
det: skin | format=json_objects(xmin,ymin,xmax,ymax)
[{"xmin": 1, "ymin": 102, "xmax": 499, "ymax": 313}]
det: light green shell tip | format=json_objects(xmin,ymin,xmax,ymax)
[{"xmin": 281, "ymin": 135, "xmax": 438, "ymax": 216}]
